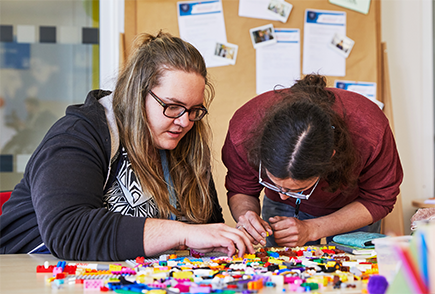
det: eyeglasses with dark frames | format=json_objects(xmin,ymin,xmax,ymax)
[
  {"xmin": 148, "ymin": 90, "xmax": 208, "ymax": 122},
  {"xmin": 258, "ymin": 162, "xmax": 320, "ymax": 200}
]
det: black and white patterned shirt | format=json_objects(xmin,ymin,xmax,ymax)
[{"xmin": 103, "ymin": 147, "xmax": 160, "ymax": 218}]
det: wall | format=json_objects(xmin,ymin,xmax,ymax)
[
  {"xmin": 381, "ymin": 0, "xmax": 434, "ymax": 234},
  {"xmin": 100, "ymin": 0, "xmax": 434, "ymax": 235},
  {"xmin": 122, "ymin": 0, "xmax": 390, "ymax": 231}
]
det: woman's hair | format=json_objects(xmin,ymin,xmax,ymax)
[
  {"xmin": 112, "ymin": 31, "xmax": 215, "ymax": 223},
  {"xmin": 247, "ymin": 74, "xmax": 359, "ymax": 193}
]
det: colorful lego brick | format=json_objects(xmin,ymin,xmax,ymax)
[{"xmin": 83, "ymin": 279, "xmax": 104, "ymax": 291}]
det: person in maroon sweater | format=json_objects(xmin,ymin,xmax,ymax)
[{"xmin": 222, "ymin": 74, "xmax": 403, "ymax": 247}]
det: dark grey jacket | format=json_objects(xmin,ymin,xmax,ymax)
[{"xmin": 0, "ymin": 90, "xmax": 223, "ymax": 260}]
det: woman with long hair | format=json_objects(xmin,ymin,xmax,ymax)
[{"xmin": 0, "ymin": 31, "xmax": 254, "ymax": 260}]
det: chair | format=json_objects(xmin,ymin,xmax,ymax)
[{"xmin": 0, "ymin": 191, "xmax": 12, "ymax": 215}]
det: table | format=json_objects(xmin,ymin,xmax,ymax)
[
  {"xmin": 0, "ymin": 254, "xmax": 121, "ymax": 293},
  {"xmin": 412, "ymin": 198, "xmax": 435, "ymax": 209},
  {"xmin": 0, "ymin": 253, "xmax": 367, "ymax": 294}
]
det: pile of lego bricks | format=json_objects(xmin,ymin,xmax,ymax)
[{"xmin": 38, "ymin": 246, "xmax": 381, "ymax": 293}]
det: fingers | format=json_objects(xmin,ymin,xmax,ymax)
[
  {"xmin": 269, "ymin": 217, "xmax": 308, "ymax": 247},
  {"xmin": 237, "ymin": 211, "xmax": 273, "ymax": 246},
  {"xmin": 269, "ymin": 215, "xmax": 296, "ymax": 228},
  {"xmin": 185, "ymin": 224, "xmax": 255, "ymax": 257},
  {"xmin": 269, "ymin": 215, "xmax": 287, "ymax": 224},
  {"xmin": 269, "ymin": 217, "xmax": 290, "ymax": 246},
  {"xmin": 261, "ymin": 219, "xmax": 274, "ymax": 236},
  {"xmin": 235, "ymin": 224, "xmax": 258, "ymax": 246},
  {"xmin": 229, "ymin": 226, "xmax": 256, "ymax": 256},
  {"xmin": 212, "ymin": 227, "xmax": 255, "ymax": 257},
  {"xmin": 233, "ymin": 226, "xmax": 255, "ymax": 256},
  {"xmin": 273, "ymin": 228, "xmax": 299, "ymax": 247}
]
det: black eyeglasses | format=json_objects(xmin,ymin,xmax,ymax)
[
  {"xmin": 258, "ymin": 162, "xmax": 320, "ymax": 200},
  {"xmin": 148, "ymin": 90, "xmax": 208, "ymax": 122}
]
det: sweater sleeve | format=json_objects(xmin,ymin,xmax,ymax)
[
  {"xmin": 222, "ymin": 129, "xmax": 263, "ymax": 200},
  {"xmin": 28, "ymin": 119, "xmax": 146, "ymax": 261},
  {"xmin": 355, "ymin": 124, "xmax": 403, "ymax": 222}
]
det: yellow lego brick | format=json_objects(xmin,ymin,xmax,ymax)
[
  {"xmin": 158, "ymin": 266, "xmax": 171, "ymax": 272},
  {"xmin": 180, "ymin": 265, "xmax": 193, "ymax": 270},
  {"xmin": 136, "ymin": 274, "xmax": 154, "ymax": 284},
  {"xmin": 339, "ymin": 273, "xmax": 349, "ymax": 282},
  {"xmin": 172, "ymin": 271, "xmax": 193, "ymax": 279},
  {"xmin": 174, "ymin": 250, "xmax": 190, "ymax": 256},
  {"xmin": 306, "ymin": 276, "xmax": 328, "ymax": 286},
  {"xmin": 267, "ymin": 258, "xmax": 283, "ymax": 264},
  {"xmin": 151, "ymin": 272, "xmax": 168, "ymax": 280},
  {"xmin": 46, "ymin": 277, "xmax": 56, "ymax": 284},
  {"xmin": 109, "ymin": 264, "xmax": 122, "ymax": 272},
  {"xmin": 148, "ymin": 290, "xmax": 167, "ymax": 294}
]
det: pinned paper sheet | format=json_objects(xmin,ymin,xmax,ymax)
[
  {"xmin": 256, "ymin": 28, "xmax": 300, "ymax": 94},
  {"xmin": 329, "ymin": 33, "xmax": 354, "ymax": 58},
  {"xmin": 212, "ymin": 42, "xmax": 238, "ymax": 65},
  {"xmin": 329, "ymin": 0, "xmax": 371, "ymax": 15},
  {"xmin": 266, "ymin": 0, "xmax": 293, "ymax": 23},
  {"xmin": 177, "ymin": 0, "xmax": 230, "ymax": 68},
  {"xmin": 239, "ymin": 0, "xmax": 281, "ymax": 21},
  {"xmin": 250, "ymin": 24, "xmax": 277, "ymax": 49},
  {"xmin": 302, "ymin": 9, "xmax": 347, "ymax": 77},
  {"xmin": 334, "ymin": 80, "xmax": 383, "ymax": 109}
]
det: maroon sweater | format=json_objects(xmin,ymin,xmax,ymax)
[{"xmin": 222, "ymin": 88, "xmax": 403, "ymax": 223}]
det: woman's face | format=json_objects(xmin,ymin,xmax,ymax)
[{"xmin": 146, "ymin": 70, "xmax": 206, "ymax": 150}]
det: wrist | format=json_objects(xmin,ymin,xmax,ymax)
[
  {"xmin": 304, "ymin": 218, "xmax": 323, "ymax": 242},
  {"xmin": 175, "ymin": 221, "xmax": 189, "ymax": 248}
]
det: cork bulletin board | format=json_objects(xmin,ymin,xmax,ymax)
[{"xmin": 123, "ymin": 0, "xmax": 393, "ymax": 230}]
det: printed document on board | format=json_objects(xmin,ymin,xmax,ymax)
[
  {"xmin": 239, "ymin": 0, "xmax": 281, "ymax": 21},
  {"xmin": 334, "ymin": 80, "xmax": 383, "ymax": 109},
  {"xmin": 177, "ymin": 0, "xmax": 230, "ymax": 67},
  {"xmin": 256, "ymin": 28, "xmax": 300, "ymax": 94},
  {"xmin": 329, "ymin": 0, "xmax": 371, "ymax": 14},
  {"xmin": 302, "ymin": 9, "xmax": 346, "ymax": 76}
]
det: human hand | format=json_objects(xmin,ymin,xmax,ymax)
[
  {"xmin": 268, "ymin": 216, "xmax": 312, "ymax": 247},
  {"xmin": 183, "ymin": 223, "xmax": 255, "ymax": 257},
  {"xmin": 236, "ymin": 211, "xmax": 273, "ymax": 246}
]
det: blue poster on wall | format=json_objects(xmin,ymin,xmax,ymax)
[{"xmin": 0, "ymin": 42, "xmax": 30, "ymax": 69}]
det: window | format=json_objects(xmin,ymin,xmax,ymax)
[{"xmin": 0, "ymin": 0, "xmax": 99, "ymax": 191}]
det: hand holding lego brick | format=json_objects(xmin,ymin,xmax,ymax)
[
  {"xmin": 236, "ymin": 210, "xmax": 273, "ymax": 247},
  {"xmin": 269, "ymin": 216, "xmax": 312, "ymax": 247}
]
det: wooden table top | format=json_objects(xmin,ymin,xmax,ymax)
[
  {"xmin": 0, "ymin": 253, "xmax": 370, "ymax": 293},
  {"xmin": 412, "ymin": 199, "xmax": 435, "ymax": 208},
  {"xmin": 0, "ymin": 254, "xmax": 119, "ymax": 293}
]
